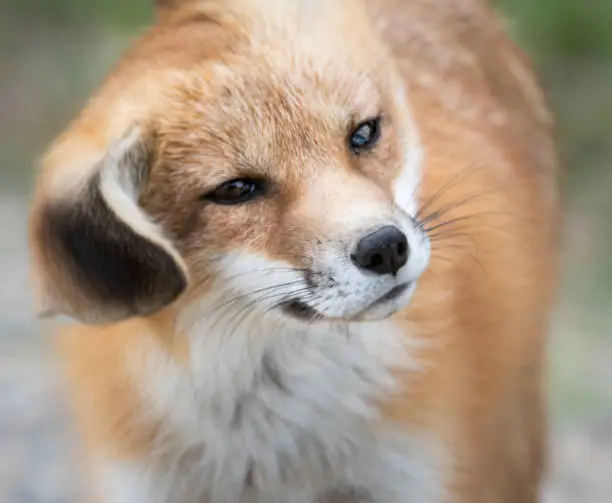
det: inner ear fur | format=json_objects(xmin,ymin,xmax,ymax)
[{"xmin": 30, "ymin": 129, "xmax": 189, "ymax": 325}]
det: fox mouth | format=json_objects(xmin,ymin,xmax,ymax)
[
  {"xmin": 281, "ymin": 282, "xmax": 412, "ymax": 322},
  {"xmin": 280, "ymin": 299, "xmax": 323, "ymax": 321},
  {"xmin": 370, "ymin": 283, "xmax": 410, "ymax": 306}
]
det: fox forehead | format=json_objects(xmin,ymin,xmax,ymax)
[
  {"xmin": 155, "ymin": 0, "xmax": 388, "ymax": 124},
  {"xmin": 151, "ymin": 22, "xmax": 398, "ymax": 185},
  {"xmin": 157, "ymin": 63, "xmax": 385, "ymax": 170}
]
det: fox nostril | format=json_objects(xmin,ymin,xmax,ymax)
[
  {"xmin": 369, "ymin": 253, "xmax": 384, "ymax": 268},
  {"xmin": 396, "ymin": 240, "xmax": 407, "ymax": 258}
]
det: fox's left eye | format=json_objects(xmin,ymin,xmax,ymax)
[
  {"xmin": 202, "ymin": 178, "xmax": 266, "ymax": 205},
  {"xmin": 349, "ymin": 117, "xmax": 382, "ymax": 153}
]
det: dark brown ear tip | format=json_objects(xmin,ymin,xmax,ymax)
[
  {"xmin": 135, "ymin": 261, "xmax": 189, "ymax": 317},
  {"xmin": 34, "ymin": 143, "xmax": 189, "ymax": 323},
  {"xmin": 45, "ymin": 187, "xmax": 189, "ymax": 318}
]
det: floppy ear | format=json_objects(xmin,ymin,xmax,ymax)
[{"xmin": 29, "ymin": 128, "xmax": 188, "ymax": 325}]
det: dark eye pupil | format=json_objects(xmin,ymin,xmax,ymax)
[
  {"xmin": 353, "ymin": 125, "xmax": 373, "ymax": 145},
  {"xmin": 350, "ymin": 118, "xmax": 381, "ymax": 152},
  {"xmin": 204, "ymin": 178, "xmax": 264, "ymax": 205},
  {"xmin": 223, "ymin": 180, "xmax": 253, "ymax": 198}
]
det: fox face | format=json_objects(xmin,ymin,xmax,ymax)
[{"xmin": 30, "ymin": 0, "xmax": 429, "ymax": 325}]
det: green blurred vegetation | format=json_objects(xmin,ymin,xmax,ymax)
[
  {"xmin": 498, "ymin": 0, "xmax": 612, "ymax": 59},
  {"xmin": 496, "ymin": 0, "xmax": 612, "ymax": 188},
  {"xmin": 1, "ymin": 0, "xmax": 152, "ymax": 29}
]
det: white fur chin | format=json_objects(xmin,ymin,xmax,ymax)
[{"xmin": 356, "ymin": 281, "xmax": 419, "ymax": 321}]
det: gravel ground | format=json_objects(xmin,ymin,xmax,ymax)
[{"xmin": 1, "ymin": 194, "xmax": 610, "ymax": 503}]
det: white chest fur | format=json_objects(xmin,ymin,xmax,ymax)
[{"xmin": 105, "ymin": 308, "xmax": 445, "ymax": 503}]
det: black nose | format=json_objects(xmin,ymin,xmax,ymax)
[{"xmin": 351, "ymin": 226, "xmax": 409, "ymax": 276}]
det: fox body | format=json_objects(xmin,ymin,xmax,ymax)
[{"xmin": 29, "ymin": 1, "xmax": 560, "ymax": 502}]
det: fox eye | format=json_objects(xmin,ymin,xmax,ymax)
[
  {"xmin": 202, "ymin": 178, "xmax": 266, "ymax": 205},
  {"xmin": 349, "ymin": 117, "xmax": 382, "ymax": 153}
]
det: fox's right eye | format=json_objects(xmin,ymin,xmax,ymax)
[{"xmin": 201, "ymin": 178, "xmax": 267, "ymax": 205}]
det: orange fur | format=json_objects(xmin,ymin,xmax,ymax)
[{"xmin": 29, "ymin": 1, "xmax": 560, "ymax": 502}]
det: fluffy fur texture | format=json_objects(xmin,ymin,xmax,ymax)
[{"xmin": 28, "ymin": 1, "xmax": 561, "ymax": 502}]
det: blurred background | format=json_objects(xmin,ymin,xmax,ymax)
[{"xmin": 0, "ymin": 0, "xmax": 610, "ymax": 501}]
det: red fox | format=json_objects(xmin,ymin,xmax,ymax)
[{"xmin": 28, "ymin": 1, "xmax": 561, "ymax": 502}]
